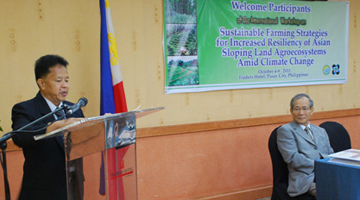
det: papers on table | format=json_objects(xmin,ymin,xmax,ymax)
[{"xmin": 329, "ymin": 149, "xmax": 360, "ymax": 166}]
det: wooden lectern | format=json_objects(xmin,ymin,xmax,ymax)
[{"xmin": 34, "ymin": 107, "xmax": 164, "ymax": 200}]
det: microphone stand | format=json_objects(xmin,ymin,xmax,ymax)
[{"xmin": 0, "ymin": 104, "xmax": 70, "ymax": 200}]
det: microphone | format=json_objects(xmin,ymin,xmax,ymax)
[{"xmin": 65, "ymin": 97, "xmax": 88, "ymax": 116}]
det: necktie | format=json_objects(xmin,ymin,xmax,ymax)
[
  {"xmin": 55, "ymin": 108, "xmax": 66, "ymax": 145},
  {"xmin": 55, "ymin": 109, "xmax": 66, "ymax": 120},
  {"xmin": 304, "ymin": 127, "xmax": 314, "ymax": 142}
]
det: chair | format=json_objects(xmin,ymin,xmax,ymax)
[
  {"xmin": 268, "ymin": 127, "xmax": 316, "ymax": 200},
  {"xmin": 319, "ymin": 121, "xmax": 351, "ymax": 152}
]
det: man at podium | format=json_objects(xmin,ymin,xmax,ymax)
[{"xmin": 11, "ymin": 55, "xmax": 85, "ymax": 200}]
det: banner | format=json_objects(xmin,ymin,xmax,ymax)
[{"xmin": 164, "ymin": 0, "xmax": 349, "ymax": 93}]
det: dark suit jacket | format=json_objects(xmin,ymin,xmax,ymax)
[
  {"xmin": 277, "ymin": 121, "xmax": 334, "ymax": 197},
  {"xmin": 11, "ymin": 92, "xmax": 84, "ymax": 200}
]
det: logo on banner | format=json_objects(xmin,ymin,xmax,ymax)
[
  {"xmin": 323, "ymin": 65, "xmax": 330, "ymax": 75},
  {"xmin": 332, "ymin": 64, "xmax": 340, "ymax": 75}
]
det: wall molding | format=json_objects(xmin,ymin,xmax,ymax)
[
  {"xmin": 193, "ymin": 185, "xmax": 272, "ymax": 200},
  {"xmin": 137, "ymin": 108, "xmax": 360, "ymax": 138},
  {"xmin": 6, "ymin": 108, "xmax": 360, "ymax": 151}
]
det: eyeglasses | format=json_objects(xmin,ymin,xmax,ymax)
[{"xmin": 292, "ymin": 107, "xmax": 311, "ymax": 113}]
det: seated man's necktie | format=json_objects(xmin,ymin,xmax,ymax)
[{"xmin": 304, "ymin": 127, "xmax": 314, "ymax": 142}]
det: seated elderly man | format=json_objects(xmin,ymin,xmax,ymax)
[{"xmin": 277, "ymin": 93, "xmax": 333, "ymax": 197}]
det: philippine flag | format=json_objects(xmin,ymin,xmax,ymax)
[{"xmin": 99, "ymin": 0, "xmax": 128, "ymax": 199}]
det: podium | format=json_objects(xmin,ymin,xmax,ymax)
[{"xmin": 34, "ymin": 107, "xmax": 164, "ymax": 200}]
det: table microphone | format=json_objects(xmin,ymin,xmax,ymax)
[{"xmin": 65, "ymin": 97, "xmax": 88, "ymax": 116}]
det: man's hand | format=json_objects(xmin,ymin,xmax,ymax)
[{"xmin": 46, "ymin": 118, "xmax": 84, "ymax": 133}]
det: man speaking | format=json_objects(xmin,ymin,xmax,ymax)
[{"xmin": 11, "ymin": 55, "xmax": 85, "ymax": 200}]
